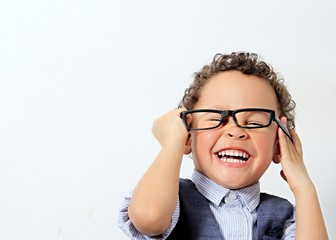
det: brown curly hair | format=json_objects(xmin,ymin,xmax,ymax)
[{"xmin": 178, "ymin": 52, "xmax": 296, "ymax": 129}]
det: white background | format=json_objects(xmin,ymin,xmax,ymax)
[{"xmin": 1, "ymin": 0, "xmax": 335, "ymax": 239}]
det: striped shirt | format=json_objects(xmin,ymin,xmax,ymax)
[{"xmin": 118, "ymin": 170, "xmax": 296, "ymax": 239}]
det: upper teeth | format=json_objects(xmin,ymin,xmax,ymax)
[{"xmin": 218, "ymin": 149, "xmax": 249, "ymax": 159}]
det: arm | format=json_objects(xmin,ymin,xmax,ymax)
[
  {"xmin": 276, "ymin": 117, "xmax": 328, "ymax": 240},
  {"xmin": 128, "ymin": 108, "xmax": 190, "ymax": 236}
]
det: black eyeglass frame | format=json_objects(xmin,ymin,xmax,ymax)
[{"xmin": 180, "ymin": 108, "xmax": 293, "ymax": 142}]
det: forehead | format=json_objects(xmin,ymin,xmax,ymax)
[{"xmin": 196, "ymin": 70, "xmax": 279, "ymax": 110}]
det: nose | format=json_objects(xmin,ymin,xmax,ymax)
[
  {"xmin": 227, "ymin": 131, "xmax": 247, "ymax": 139},
  {"xmin": 223, "ymin": 120, "xmax": 248, "ymax": 140}
]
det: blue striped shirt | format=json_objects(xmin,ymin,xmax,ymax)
[{"xmin": 118, "ymin": 170, "xmax": 296, "ymax": 239}]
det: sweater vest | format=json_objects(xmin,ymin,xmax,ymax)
[{"xmin": 167, "ymin": 179, "xmax": 294, "ymax": 240}]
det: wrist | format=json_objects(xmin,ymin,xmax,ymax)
[
  {"xmin": 160, "ymin": 136, "xmax": 188, "ymax": 151},
  {"xmin": 292, "ymin": 179, "xmax": 316, "ymax": 197},
  {"xmin": 161, "ymin": 142, "xmax": 186, "ymax": 156}
]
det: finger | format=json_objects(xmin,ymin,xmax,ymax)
[
  {"xmin": 174, "ymin": 107, "xmax": 187, "ymax": 116},
  {"xmin": 279, "ymin": 116, "xmax": 303, "ymax": 157},
  {"xmin": 278, "ymin": 117, "xmax": 291, "ymax": 141},
  {"xmin": 176, "ymin": 106, "xmax": 187, "ymax": 112},
  {"xmin": 277, "ymin": 117, "xmax": 293, "ymax": 153},
  {"xmin": 288, "ymin": 128, "xmax": 303, "ymax": 157},
  {"xmin": 276, "ymin": 117, "xmax": 302, "ymax": 167},
  {"xmin": 178, "ymin": 107, "xmax": 195, "ymax": 130}
]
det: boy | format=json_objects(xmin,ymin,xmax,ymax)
[{"xmin": 118, "ymin": 52, "xmax": 328, "ymax": 239}]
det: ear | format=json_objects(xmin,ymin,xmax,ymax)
[
  {"xmin": 184, "ymin": 134, "xmax": 192, "ymax": 154},
  {"xmin": 273, "ymin": 139, "xmax": 281, "ymax": 164}
]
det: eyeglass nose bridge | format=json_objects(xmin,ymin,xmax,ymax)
[{"xmin": 219, "ymin": 110, "xmax": 239, "ymax": 127}]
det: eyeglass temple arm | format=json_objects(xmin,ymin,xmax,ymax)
[
  {"xmin": 180, "ymin": 111, "xmax": 191, "ymax": 131},
  {"xmin": 274, "ymin": 116, "xmax": 293, "ymax": 142}
]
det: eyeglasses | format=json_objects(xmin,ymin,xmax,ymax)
[{"xmin": 180, "ymin": 108, "xmax": 293, "ymax": 142}]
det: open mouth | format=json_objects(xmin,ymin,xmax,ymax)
[{"xmin": 216, "ymin": 149, "xmax": 250, "ymax": 163}]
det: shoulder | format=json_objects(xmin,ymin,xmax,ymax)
[
  {"xmin": 259, "ymin": 192, "xmax": 293, "ymax": 206},
  {"xmin": 258, "ymin": 192, "xmax": 294, "ymax": 219},
  {"xmin": 177, "ymin": 178, "xmax": 211, "ymax": 209},
  {"xmin": 178, "ymin": 178, "xmax": 200, "ymax": 194},
  {"xmin": 179, "ymin": 178, "xmax": 194, "ymax": 187},
  {"xmin": 178, "ymin": 178, "xmax": 199, "ymax": 199}
]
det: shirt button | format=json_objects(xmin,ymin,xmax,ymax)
[
  {"xmin": 224, "ymin": 191, "xmax": 237, "ymax": 203},
  {"xmin": 228, "ymin": 191, "xmax": 237, "ymax": 201}
]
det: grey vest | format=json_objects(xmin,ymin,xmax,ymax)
[{"xmin": 167, "ymin": 179, "xmax": 293, "ymax": 240}]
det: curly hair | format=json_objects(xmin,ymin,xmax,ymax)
[{"xmin": 178, "ymin": 52, "xmax": 296, "ymax": 129}]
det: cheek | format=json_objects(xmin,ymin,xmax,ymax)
[
  {"xmin": 253, "ymin": 129, "xmax": 278, "ymax": 156},
  {"xmin": 191, "ymin": 131, "xmax": 219, "ymax": 164},
  {"xmin": 191, "ymin": 131, "xmax": 219, "ymax": 150}
]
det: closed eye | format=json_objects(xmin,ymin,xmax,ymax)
[
  {"xmin": 209, "ymin": 118, "xmax": 222, "ymax": 122},
  {"xmin": 245, "ymin": 121, "xmax": 264, "ymax": 127}
]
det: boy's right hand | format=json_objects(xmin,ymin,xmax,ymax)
[
  {"xmin": 130, "ymin": 108, "xmax": 190, "ymax": 236},
  {"xmin": 151, "ymin": 108, "xmax": 190, "ymax": 149}
]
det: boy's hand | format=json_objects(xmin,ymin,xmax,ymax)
[
  {"xmin": 276, "ymin": 118, "xmax": 329, "ymax": 239},
  {"xmin": 151, "ymin": 108, "xmax": 190, "ymax": 150},
  {"xmin": 275, "ymin": 117, "xmax": 313, "ymax": 194}
]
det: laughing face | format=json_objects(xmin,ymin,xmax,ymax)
[{"xmin": 190, "ymin": 70, "xmax": 280, "ymax": 189}]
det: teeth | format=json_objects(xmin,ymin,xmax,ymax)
[
  {"xmin": 217, "ymin": 149, "xmax": 250, "ymax": 162},
  {"xmin": 220, "ymin": 157, "xmax": 245, "ymax": 163}
]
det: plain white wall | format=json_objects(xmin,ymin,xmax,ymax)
[{"xmin": 1, "ymin": 0, "xmax": 335, "ymax": 239}]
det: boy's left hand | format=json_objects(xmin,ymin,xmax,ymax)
[{"xmin": 274, "ymin": 117, "xmax": 313, "ymax": 194}]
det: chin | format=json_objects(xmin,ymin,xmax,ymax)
[
  {"xmin": 215, "ymin": 177, "xmax": 254, "ymax": 190},
  {"xmin": 222, "ymin": 183, "xmax": 244, "ymax": 190}
]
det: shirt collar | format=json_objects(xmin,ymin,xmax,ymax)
[
  {"xmin": 191, "ymin": 170, "xmax": 229, "ymax": 207},
  {"xmin": 236, "ymin": 182, "xmax": 260, "ymax": 212},
  {"xmin": 191, "ymin": 169, "xmax": 260, "ymax": 211}
]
